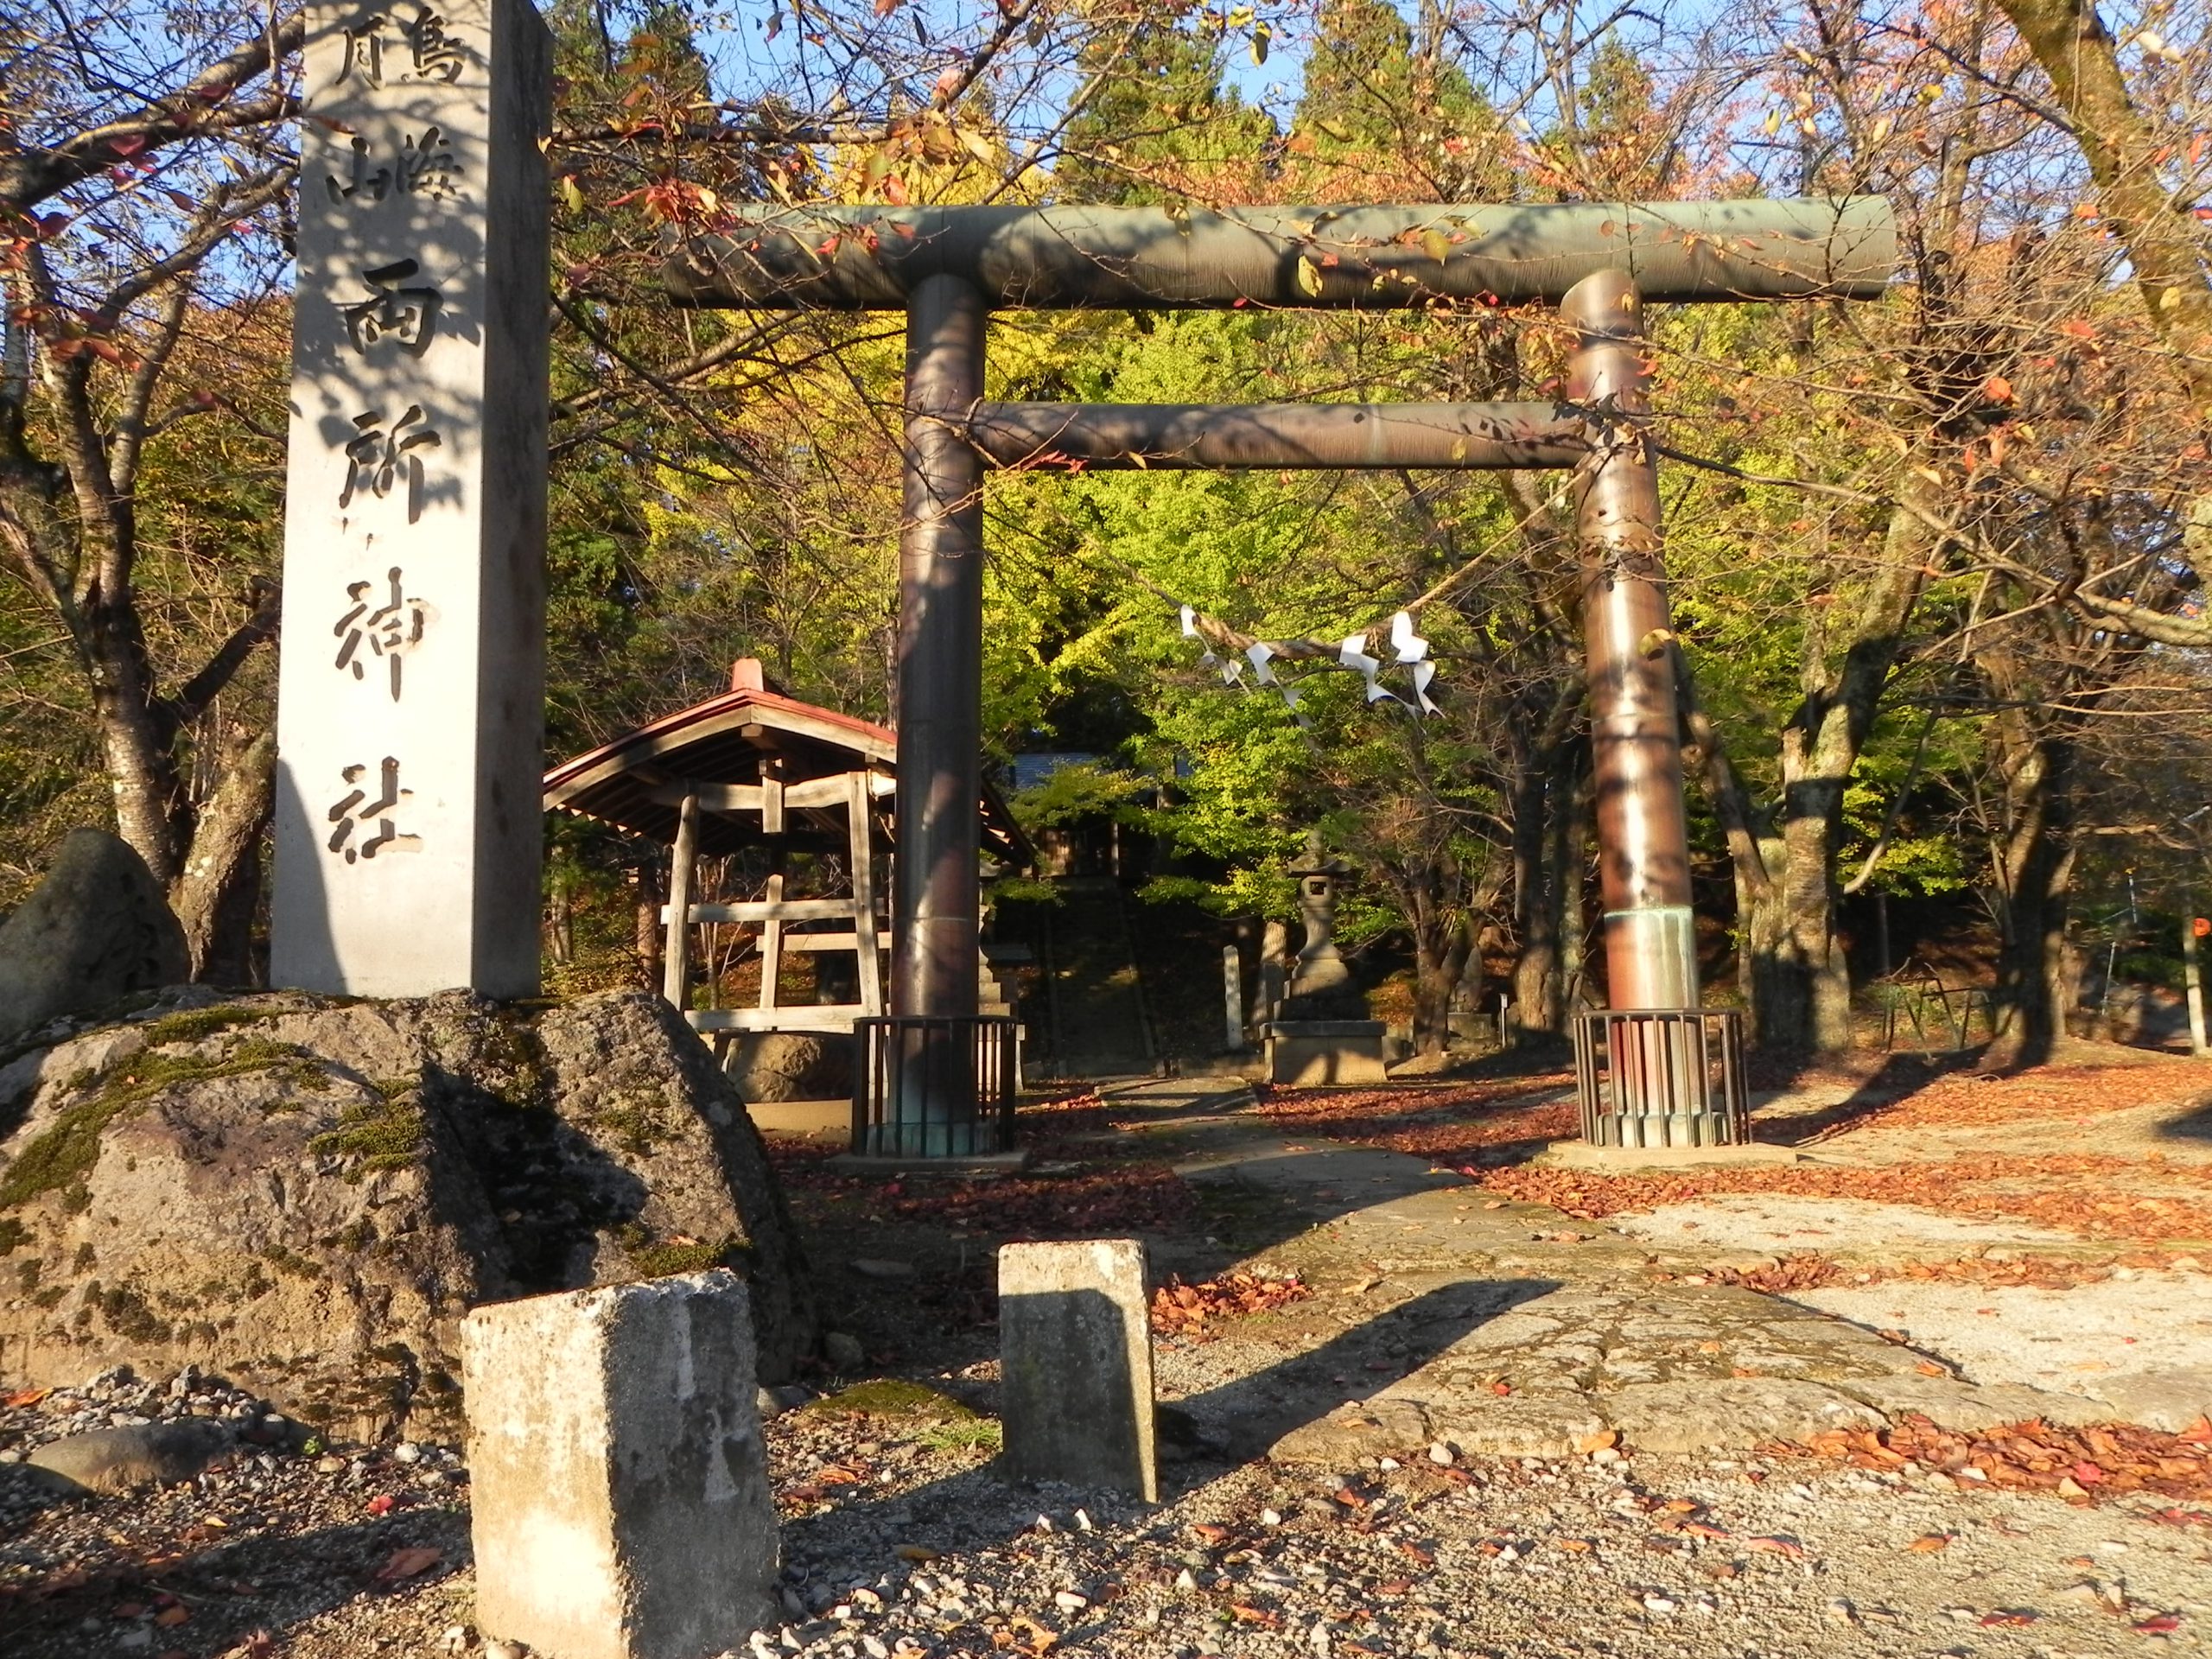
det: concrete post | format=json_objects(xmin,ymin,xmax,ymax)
[
  {"xmin": 270, "ymin": 0, "xmax": 550, "ymax": 996},
  {"xmin": 1561, "ymin": 270, "xmax": 1699, "ymax": 1012},
  {"xmin": 2186, "ymin": 912, "xmax": 2208, "ymax": 1057},
  {"xmin": 1223, "ymin": 945, "xmax": 1245, "ymax": 1052},
  {"xmin": 462, "ymin": 1272, "xmax": 779, "ymax": 1659},
  {"xmin": 999, "ymin": 1239, "xmax": 1157, "ymax": 1500}
]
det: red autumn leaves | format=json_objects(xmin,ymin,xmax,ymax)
[{"xmin": 1149, "ymin": 1271, "xmax": 1313, "ymax": 1339}]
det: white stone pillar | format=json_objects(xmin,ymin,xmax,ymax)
[{"xmin": 270, "ymin": 0, "xmax": 551, "ymax": 996}]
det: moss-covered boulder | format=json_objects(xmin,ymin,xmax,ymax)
[{"xmin": 0, "ymin": 990, "xmax": 815, "ymax": 1439}]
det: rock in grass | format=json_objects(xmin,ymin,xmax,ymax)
[{"xmin": 26, "ymin": 1420, "xmax": 236, "ymax": 1495}]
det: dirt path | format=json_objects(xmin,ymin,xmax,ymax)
[{"xmin": 1097, "ymin": 1083, "xmax": 2212, "ymax": 1462}]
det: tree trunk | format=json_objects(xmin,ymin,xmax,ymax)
[
  {"xmin": 1738, "ymin": 821, "xmax": 1854, "ymax": 1052},
  {"xmin": 169, "ymin": 727, "xmax": 275, "ymax": 982},
  {"xmin": 85, "ymin": 596, "xmax": 188, "ymax": 887},
  {"xmin": 1993, "ymin": 0, "xmax": 2212, "ymax": 410},
  {"xmin": 544, "ymin": 880, "xmax": 575, "ymax": 967},
  {"xmin": 633, "ymin": 861, "xmax": 664, "ymax": 989},
  {"xmin": 1510, "ymin": 739, "xmax": 1583, "ymax": 1038},
  {"xmin": 1509, "ymin": 760, "xmax": 1561, "ymax": 1034},
  {"xmin": 1984, "ymin": 714, "xmax": 2080, "ymax": 1068},
  {"xmin": 1409, "ymin": 918, "xmax": 1470, "ymax": 1057},
  {"xmin": 1724, "ymin": 470, "xmax": 1944, "ymax": 1052}
]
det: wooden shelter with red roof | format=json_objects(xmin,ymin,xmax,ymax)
[{"xmin": 544, "ymin": 659, "xmax": 1023, "ymax": 1043}]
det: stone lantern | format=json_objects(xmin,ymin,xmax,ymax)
[{"xmin": 1264, "ymin": 830, "xmax": 1389, "ymax": 1084}]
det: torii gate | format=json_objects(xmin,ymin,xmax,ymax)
[
  {"xmin": 259, "ymin": 1, "xmax": 1892, "ymax": 1160},
  {"xmin": 664, "ymin": 200, "xmax": 1896, "ymax": 1156}
]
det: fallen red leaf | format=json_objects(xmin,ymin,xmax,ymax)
[
  {"xmin": 374, "ymin": 1546, "xmax": 442, "ymax": 1584},
  {"xmin": 2135, "ymin": 1613, "xmax": 2183, "ymax": 1633},
  {"xmin": 1981, "ymin": 1610, "xmax": 2037, "ymax": 1626},
  {"xmin": 3, "ymin": 1388, "xmax": 51, "ymax": 1408},
  {"xmin": 365, "ymin": 1493, "xmax": 397, "ymax": 1516},
  {"xmin": 153, "ymin": 1605, "xmax": 189, "ymax": 1628},
  {"xmin": 1745, "ymin": 1535, "xmax": 1805, "ymax": 1559},
  {"xmin": 1907, "ymin": 1534, "xmax": 1952, "ymax": 1553}
]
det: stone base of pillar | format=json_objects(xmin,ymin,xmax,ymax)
[{"xmin": 1264, "ymin": 1019, "xmax": 1390, "ymax": 1086}]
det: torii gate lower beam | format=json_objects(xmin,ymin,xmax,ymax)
[{"xmin": 671, "ymin": 199, "xmax": 1897, "ymax": 1154}]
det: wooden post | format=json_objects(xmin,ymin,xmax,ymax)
[
  {"xmin": 2186, "ymin": 912, "xmax": 2208, "ymax": 1058},
  {"xmin": 848, "ymin": 772, "xmax": 885, "ymax": 1015},
  {"xmin": 758, "ymin": 866, "xmax": 785, "ymax": 1012},
  {"xmin": 662, "ymin": 790, "xmax": 700, "ymax": 1010}
]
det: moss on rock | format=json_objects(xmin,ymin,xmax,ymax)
[{"xmin": 0, "ymin": 1038, "xmax": 326, "ymax": 1209}]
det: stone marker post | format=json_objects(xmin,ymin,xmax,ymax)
[
  {"xmin": 462, "ymin": 1272, "xmax": 779, "ymax": 1659},
  {"xmin": 999, "ymin": 1239, "xmax": 1157, "ymax": 1501},
  {"xmin": 1222, "ymin": 945, "xmax": 1245, "ymax": 1052},
  {"xmin": 270, "ymin": 0, "xmax": 550, "ymax": 996}
]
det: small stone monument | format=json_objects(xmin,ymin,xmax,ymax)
[
  {"xmin": 1264, "ymin": 831, "xmax": 1388, "ymax": 1084},
  {"xmin": 462, "ymin": 1272, "xmax": 779, "ymax": 1659},
  {"xmin": 999, "ymin": 1239, "xmax": 1157, "ymax": 1500}
]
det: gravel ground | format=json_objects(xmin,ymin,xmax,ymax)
[{"xmin": 5, "ymin": 1357, "xmax": 2211, "ymax": 1659}]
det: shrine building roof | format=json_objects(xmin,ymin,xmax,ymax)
[{"xmin": 543, "ymin": 658, "xmax": 1027, "ymax": 862}]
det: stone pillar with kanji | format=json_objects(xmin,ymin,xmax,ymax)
[{"xmin": 270, "ymin": 0, "xmax": 551, "ymax": 995}]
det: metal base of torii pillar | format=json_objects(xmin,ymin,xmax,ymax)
[{"xmin": 667, "ymin": 200, "xmax": 1895, "ymax": 1155}]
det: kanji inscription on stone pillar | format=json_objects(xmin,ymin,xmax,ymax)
[{"xmin": 271, "ymin": 0, "xmax": 550, "ymax": 996}]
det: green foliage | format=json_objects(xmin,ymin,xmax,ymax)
[
  {"xmin": 1008, "ymin": 764, "xmax": 1149, "ymax": 832},
  {"xmin": 141, "ymin": 1006, "xmax": 271, "ymax": 1047},
  {"xmin": 620, "ymin": 1230, "xmax": 745, "ymax": 1279}
]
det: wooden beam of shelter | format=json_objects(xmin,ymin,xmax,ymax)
[
  {"xmin": 643, "ymin": 774, "xmax": 894, "ymax": 813},
  {"xmin": 963, "ymin": 400, "xmax": 1585, "ymax": 470},
  {"xmin": 665, "ymin": 198, "xmax": 1895, "ymax": 311}
]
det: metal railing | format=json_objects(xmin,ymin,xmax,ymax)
[
  {"xmin": 1573, "ymin": 1008, "xmax": 1749, "ymax": 1148},
  {"xmin": 1875, "ymin": 963, "xmax": 1994, "ymax": 1052},
  {"xmin": 852, "ymin": 1014, "xmax": 1018, "ymax": 1159}
]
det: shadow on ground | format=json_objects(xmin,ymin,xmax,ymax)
[{"xmin": 777, "ymin": 1273, "xmax": 1561, "ymax": 1568}]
